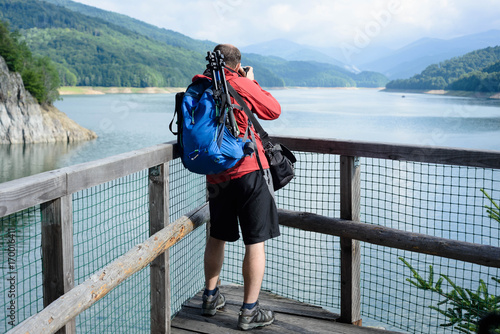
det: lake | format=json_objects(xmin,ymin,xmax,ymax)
[{"xmin": 1, "ymin": 88, "xmax": 500, "ymax": 183}]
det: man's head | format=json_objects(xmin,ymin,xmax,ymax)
[{"xmin": 214, "ymin": 44, "xmax": 241, "ymax": 70}]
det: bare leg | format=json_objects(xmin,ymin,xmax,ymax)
[
  {"xmin": 242, "ymin": 242, "xmax": 265, "ymax": 304},
  {"xmin": 204, "ymin": 236, "xmax": 226, "ymax": 290}
]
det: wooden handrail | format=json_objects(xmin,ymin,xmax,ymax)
[
  {"xmin": 0, "ymin": 143, "xmax": 175, "ymax": 217},
  {"xmin": 3, "ymin": 137, "xmax": 500, "ymax": 218},
  {"xmin": 7, "ymin": 204, "xmax": 209, "ymax": 334},
  {"xmin": 278, "ymin": 209, "xmax": 500, "ymax": 268},
  {"xmin": 273, "ymin": 135, "xmax": 500, "ymax": 169}
]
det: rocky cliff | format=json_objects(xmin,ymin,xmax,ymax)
[{"xmin": 0, "ymin": 56, "xmax": 97, "ymax": 144}]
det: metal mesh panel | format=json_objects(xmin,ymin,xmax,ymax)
[
  {"xmin": 168, "ymin": 159, "xmax": 206, "ymax": 316},
  {"xmin": 222, "ymin": 151, "xmax": 343, "ymax": 311},
  {"xmin": 360, "ymin": 158, "xmax": 500, "ymax": 333},
  {"xmin": 0, "ymin": 207, "xmax": 43, "ymax": 332},
  {"xmin": 73, "ymin": 170, "xmax": 151, "ymax": 333}
]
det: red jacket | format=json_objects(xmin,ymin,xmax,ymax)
[{"xmin": 191, "ymin": 69, "xmax": 281, "ymax": 183}]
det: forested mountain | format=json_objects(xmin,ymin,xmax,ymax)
[
  {"xmin": 0, "ymin": 0, "xmax": 205, "ymax": 87},
  {"xmin": 42, "ymin": 0, "xmax": 216, "ymax": 54},
  {"xmin": 386, "ymin": 46, "xmax": 500, "ymax": 92},
  {"xmin": 0, "ymin": 0, "xmax": 388, "ymax": 88}
]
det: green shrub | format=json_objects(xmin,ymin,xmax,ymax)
[{"xmin": 401, "ymin": 189, "xmax": 500, "ymax": 333}]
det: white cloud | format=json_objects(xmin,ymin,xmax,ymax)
[{"xmin": 72, "ymin": 0, "xmax": 500, "ymax": 49}]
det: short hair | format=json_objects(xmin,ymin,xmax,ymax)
[{"xmin": 214, "ymin": 44, "xmax": 241, "ymax": 69}]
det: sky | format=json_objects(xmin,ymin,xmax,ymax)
[{"xmin": 72, "ymin": 0, "xmax": 500, "ymax": 50}]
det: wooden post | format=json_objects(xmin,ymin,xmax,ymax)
[
  {"xmin": 339, "ymin": 156, "xmax": 362, "ymax": 325},
  {"xmin": 149, "ymin": 163, "xmax": 171, "ymax": 334},
  {"xmin": 40, "ymin": 196, "xmax": 76, "ymax": 334}
]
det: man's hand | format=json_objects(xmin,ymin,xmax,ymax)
[{"xmin": 239, "ymin": 66, "xmax": 255, "ymax": 80}]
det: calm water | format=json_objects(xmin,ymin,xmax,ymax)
[{"xmin": 1, "ymin": 88, "xmax": 500, "ymax": 183}]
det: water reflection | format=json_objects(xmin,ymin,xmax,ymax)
[{"xmin": 0, "ymin": 140, "xmax": 92, "ymax": 183}]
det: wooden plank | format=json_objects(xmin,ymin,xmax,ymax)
[
  {"xmin": 173, "ymin": 306, "xmax": 391, "ymax": 334},
  {"xmin": 172, "ymin": 286, "xmax": 400, "ymax": 334},
  {"xmin": 339, "ymin": 156, "xmax": 361, "ymax": 325},
  {"xmin": 66, "ymin": 143, "xmax": 174, "ymax": 194},
  {"xmin": 149, "ymin": 163, "xmax": 171, "ymax": 334},
  {"xmin": 272, "ymin": 136, "xmax": 500, "ymax": 169},
  {"xmin": 40, "ymin": 196, "xmax": 75, "ymax": 334},
  {"xmin": 277, "ymin": 209, "xmax": 500, "ymax": 268},
  {"xmin": 7, "ymin": 204, "xmax": 210, "ymax": 334},
  {"xmin": 217, "ymin": 285, "xmax": 334, "ymax": 311},
  {"xmin": 0, "ymin": 170, "xmax": 66, "ymax": 218},
  {"xmin": 173, "ymin": 303, "xmax": 338, "ymax": 334},
  {"xmin": 185, "ymin": 286, "xmax": 339, "ymax": 322}
]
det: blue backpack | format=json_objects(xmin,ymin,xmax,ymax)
[{"xmin": 170, "ymin": 77, "xmax": 252, "ymax": 175}]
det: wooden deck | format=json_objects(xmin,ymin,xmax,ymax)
[{"xmin": 171, "ymin": 285, "xmax": 401, "ymax": 333}]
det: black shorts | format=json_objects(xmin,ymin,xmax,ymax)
[{"xmin": 207, "ymin": 169, "xmax": 280, "ymax": 245}]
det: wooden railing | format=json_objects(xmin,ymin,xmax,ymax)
[
  {"xmin": 2, "ymin": 143, "xmax": 179, "ymax": 334},
  {"xmin": 2, "ymin": 137, "xmax": 500, "ymax": 333}
]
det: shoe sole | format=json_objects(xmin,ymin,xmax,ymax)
[{"xmin": 238, "ymin": 318, "xmax": 274, "ymax": 331}]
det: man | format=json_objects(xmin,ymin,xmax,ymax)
[{"xmin": 194, "ymin": 44, "xmax": 281, "ymax": 331}]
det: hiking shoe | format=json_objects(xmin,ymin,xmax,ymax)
[
  {"xmin": 237, "ymin": 301, "xmax": 275, "ymax": 331},
  {"xmin": 201, "ymin": 289, "xmax": 226, "ymax": 316}
]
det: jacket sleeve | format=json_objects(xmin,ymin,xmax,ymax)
[{"xmin": 231, "ymin": 78, "xmax": 281, "ymax": 120}]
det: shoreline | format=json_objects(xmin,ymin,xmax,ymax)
[
  {"xmin": 59, "ymin": 86, "xmax": 500, "ymax": 99},
  {"xmin": 382, "ymin": 88, "xmax": 500, "ymax": 99},
  {"xmin": 58, "ymin": 86, "xmax": 185, "ymax": 95},
  {"xmin": 59, "ymin": 86, "xmax": 383, "ymax": 95}
]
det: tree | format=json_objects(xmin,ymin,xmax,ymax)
[{"xmin": 0, "ymin": 19, "xmax": 60, "ymax": 104}]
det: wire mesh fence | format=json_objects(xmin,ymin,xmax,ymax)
[
  {"xmin": 73, "ymin": 170, "xmax": 151, "ymax": 332},
  {"xmin": 222, "ymin": 152, "xmax": 342, "ymax": 311},
  {"xmin": 0, "ymin": 206, "xmax": 43, "ymax": 333},
  {"xmin": 221, "ymin": 151, "xmax": 500, "ymax": 333},
  {"xmin": 1, "ymin": 145, "xmax": 499, "ymax": 333},
  {"xmin": 360, "ymin": 158, "xmax": 500, "ymax": 333},
  {"xmin": 168, "ymin": 159, "xmax": 206, "ymax": 316}
]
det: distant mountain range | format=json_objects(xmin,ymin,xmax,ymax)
[
  {"xmin": 243, "ymin": 30, "xmax": 500, "ymax": 80},
  {"xmin": 362, "ymin": 30, "xmax": 500, "ymax": 79},
  {"xmin": 241, "ymin": 39, "xmax": 347, "ymax": 68}
]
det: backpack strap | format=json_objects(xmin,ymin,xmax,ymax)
[
  {"xmin": 247, "ymin": 119, "xmax": 265, "ymax": 173},
  {"xmin": 169, "ymin": 91, "xmax": 185, "ymax": 136},
  {"xmin": 227, "ymin": 83, "xmax": 270, "ymax": 174},
  {"xmin": 226, "ymin": 83, "xmax": 270, "ymax": 146}
]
